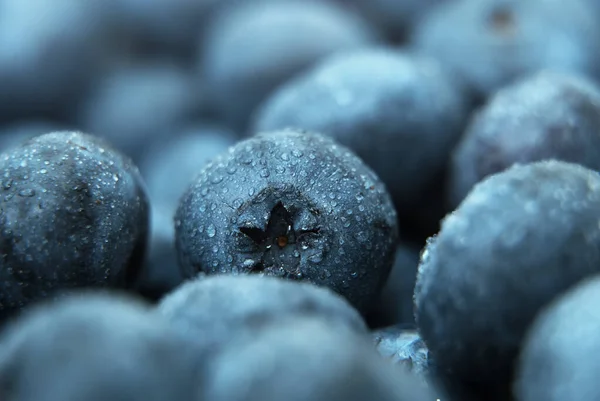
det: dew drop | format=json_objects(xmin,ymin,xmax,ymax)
[
  {"xmin": 308, "ymin": 251, "xmax": 323, "ymax": 264},
  {"xmin": 18, "ymin": 189, "xmax": 35, "ymax": 197},
  {"xmin": 2, "ymin": 179, "xmax": 13, "ymax": 190},
  {"xmin": 207, "ymin": 224, "xmax": 216, "ymax": 237},
  {"xmin": 280, "ymin": 153, "xmax": 289, "ymax": 161},
  {"xmin": 242, "ymin": 259, "xmax": 255, "ymax": 268},
  {"xmin": 260, "ymin": 169, "xmax": 270, "ymax": 178},
  {"xmin": 211, "ymin": 175, "xmax": 223, "ymax": 184},
  {"xmin": 292, "ymin": 149, "xmax": 303, "ymax": 158}
]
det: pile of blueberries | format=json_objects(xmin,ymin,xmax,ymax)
[{"xmin": 2, "ymin": 0, "xmax": 600, "ymax": 400}]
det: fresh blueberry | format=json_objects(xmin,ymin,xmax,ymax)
[
  {"xmin": 157, "ymin": 275, "xmax": 367, "ymax": 348},
  {"xmin": 137, "ymin": 124, "xmax": 237, "ymax": 301},
  {"xmin": 373, "ymin": 325, "xmax": 431, "ymax": 380},
  {"xmin": 0, "ymin": 292, "xmax": 198, "ymax": 401},
  {"xmin": 202, "ymin": 0, "xmax": 378, "ymax": 132},
  {"xmin": 449, "ymin": 71, "xmax": 600, "ymax": 207},
  {"xmin": 515, "ymin": 274, "xmax": 600, "ymax": 401},
  {"xmin": 77, "ymin": 62, "xmax": 200, "ymax": 162},
  {"xmin": 367, "ymin": 244, "xmax": 421, "ymax": 328},
  {"xmin": 0, "ymin": 131, "xmax": 149, "ymax": 321},
  {"xmin": 175, "ymin": 129, "xmax": 398, "ymax": 314},
  {"xmin": 411, "ymin": 0, "xmax": 600, "ymax": 100},
  {"xmin": 203, "ymin": 317, "xmax": 437, "ymax": 401},
  {"xmin": 254, "ymin": 48, "xmax": 469, "ymax": 225},
  {"xmin": 415, "ymin": 160, "xmax": 600, "ymax": 401}
]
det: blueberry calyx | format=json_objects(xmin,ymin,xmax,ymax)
[{"xmin": 238, "ymin": 201, "xmax": 321, "ymax": 279}]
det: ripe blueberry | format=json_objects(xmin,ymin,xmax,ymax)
[{"xmin": 175, "ymin": 130, "xmax": 398, "ymax": 314}]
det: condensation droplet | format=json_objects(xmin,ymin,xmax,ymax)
[
  {"xmin": 18, "ymin": 189, "xmax": 35, "ymax": 197},
  {"xmin": 207, "ymin": 224, "xmax": 216, "ymax": 237}
]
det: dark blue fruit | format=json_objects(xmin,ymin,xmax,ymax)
[
  {"xmin": 0, "ymin": 292, "xmax": 198, "ymax": 401},
  {"xmin": 367, "ymin": 245, "xmax": 421, "ymax": 328},
  {"xmin": 202, "ymin": 317, "xmax": 437, "ymax": 401},
  {"xmin": 158, "ymin": 275, "xmax": 367, "ymax": 348},
  {"xmin": 515, "ymin": 274, "xmax": 600, "ymax": 401},
  {"xmin": 137, "ymin": 124, "xmax": 236, "ymax": 301},
  {"xmin": 254, "ymin": 48, "xmax": 469, "ymax": 214},
  {"xmin": 415, "ymin": 160, "xmax": 600, "ymax": 401},
  {"xmin": 449, "ymin": 71, "xmax": 600, "ymax": 207},
  {"xmin": 0, "ymin": 132, "xmax": 149, "ymax": 321},
  {"xmin": 202, "ymin": 0, "xmax": 377, "ymax": 132},
  {"xmin": 175, "ymin": 130, "xmax": 398, "ymax": 314},
  {"xmin": 411, "ymin": 0, "xmax": 600, "ymax": 100}
]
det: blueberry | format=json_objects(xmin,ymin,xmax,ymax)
[
  {"xmin": 373, "ymin": 325, "xmax": 431, "ymax": 380},
  {"xmin": 0, "ymin": 131, "xmax": 149, "ymax": 320},
  {"xmin": 137, "ymin": 124, "xmax": 237, "ymax": 301},
  {"xmin": 158, "ymin": 275, "xmax": 367, "ymax": 348},
  {"xmin": 203, "ymin": 317, "xmax": 437, "ymax": 401},
  {"xmin": 367, "ymin": 244, "xmax": 420, "ymax": 328},
  {"xmin": 411, "ymin": 0, "xmax": 600, "ymax": 100},
  {"xmin": 175, "ymin": 130, "xmax": 398, "ymax": 314},
  {"xmin": 515, "ymin": 274, "xmax": 600, "ymax": 401},
  {"xmin": 0, "ymin": 292, "xmax": 198, "ymax": 401},
  {"xmin": 415, "ymin": 160, "xmax": 600, "ymax": 401},
  {"xmin": 254, "ymin": 48, "xmax": 469, "ymax": 218},
  {"xmin": 78, "ymin": 62, "xmax": 199, "ymax": 162},
  {"xmin": 202, "ymin": 0, "xmax": 378, "ymax": 132},
  {"xmin": 0, "ymin": 0, "xmax": 123, "ymax": 122},
  {"xmin": 449, "ymin": 71, "xmax": 600, "ymax": 207}
]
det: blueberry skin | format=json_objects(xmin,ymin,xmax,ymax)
[
  {"xmin": 0, "ymin": 131, "xmax": 149, "ymax": 320},
  {"xmin": 415, "ymin": 160, "xmax": 600, "ymax": 401},
  {"xmin": 254, "ymin": 48, "xmax": 469, "ymax": 211},
  {"xmin": 515, "ymin": 274, "xmax": 600, "ymax": 401},
  {"xmin": 367, "ymin": 245, "xmax": 421, "ymax": 328},
  {"xmin": 449, "ymin": 71, "xmax": 600, "ymax": 207},
  {"xmin": 0, "ymin": 292, "xmax": 198, "ymax": 401},
  {"xmin": 202, "ymin": 0, "xmax": 377, "ymax": 132},
  {"xmin": 411, "ymin": 0, "xmax": 600, "ymax": 100},
  {"xmin": 203, "ymin": 317, "xmax": 437, "ymax": 401},
  {"xmin": 158, "ymin": 275, "xmax": 366, "ymax": 347},
  {"xmin": 175, "ymin": 130, "xmax": 398, "ymax": 314}
]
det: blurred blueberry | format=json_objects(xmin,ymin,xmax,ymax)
[
  {"xmin": 201, "ymin": 0, "xmax": 378, "ymax": 132},
  {"xmin": 77, "ymin": 62, "xmax": 202, "ymax": 162}
]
